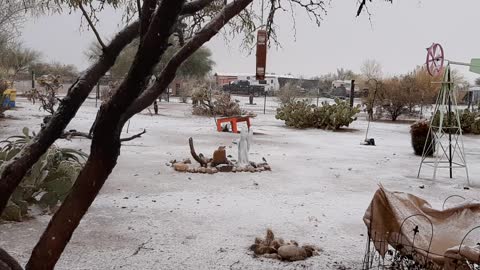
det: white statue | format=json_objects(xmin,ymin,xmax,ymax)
[{"xmin": 238, "ymin": 127, "xmax": 253, "ymax": 166}]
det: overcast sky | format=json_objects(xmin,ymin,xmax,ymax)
[{"xmin": 21, "ymin": 0, "xmax": 480, "ymax": 83}]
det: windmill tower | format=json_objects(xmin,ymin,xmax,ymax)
[{"xmin": 417, "ymin": 65, "xmax": 469, "ymax": 183}]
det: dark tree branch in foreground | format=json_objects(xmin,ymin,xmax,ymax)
[
  {"xmin": 123, "ymin": 0, "xmax": 254, "ymax": 120},
  {"xmin": 61, "ymin": 129, "xmax": 146, "ymax": 142},
  {"xmin": 0, "ymin": 20, "xmax": 139, "ymax": 217},
  {"xmin": 79, "ymin": 3, "xmax": 107, "ymax": 50},
  {"xmin": 26, "ymin": 1, "xmax": 185, "ymax": 268},
  {"xmin": 0, "ymin": 248, "xmax": 23, "ymax": 270},
  {"xmin": 189, "ymin": 137, "xmax": 207, "ymax": 167},
  {"xmin": 356, "ymin": 0, "xmax": 392, "ymax": 16},
  {"xmin": 0, "ymin": 0, "xmax": 217, "ymax": 219}
]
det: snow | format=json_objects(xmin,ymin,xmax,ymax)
[{"xmin": 0, "ymin": 96, "xmax": 479, "ymax": 269}]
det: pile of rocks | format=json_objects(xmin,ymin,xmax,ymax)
[
  {"xmin": 250, "ymin": 229, "xmax": 321, "ymax": 261},
  {"xmin": 169, "ymin": 146, "xmax": 271, "ymax": 174}
]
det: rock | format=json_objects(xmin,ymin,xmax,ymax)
[
  {"xmin": 206, "ymin": 168, "xmax": 214, "ymax": 174},
  {"xmin": 187, "ymin": 168, "xmax": 194, "ymax": 173},
  {"xmin": 263, "ymin": 165, "xmax": 271, "ymax": 171},
  {"xmin": 183, "ymin": 158, "xmax": 192, "ymax": 164},
  {"xmin": 211, "ymin": 168, "xmax": 218, "ymax": 174},
  {"xmin": 248, "ymin": 166, "xmax": 256, "ymax": 173},
  {"xmin": 216, "ymin": 164, "xmax": 234, "ymax": 172},
  {"xmin": 174, "ymin": 163, "xmax": 189, "ymax": 172},
  {"xmin": 263, "ymin": 253, "xmax": 280, "ymax": 259},
  {"xmin": 212, "ymin": 146, "xmax": 228, "ymax": 165},
  {"xmin": 199, "ymin": 167, "xmax": 207, "ymax": 173},
  {"xmin": 232, "ymin": 167, "xmax": 237, "ymax": 172},
  {"xmin": 277, "ymin": 245, "xmax": 310, "ymax": 261}
]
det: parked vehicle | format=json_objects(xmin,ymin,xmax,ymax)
[{"xmin": 222, "ymin": 80, "xmax": 265, "ymax": 96}]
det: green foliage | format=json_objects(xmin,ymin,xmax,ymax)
[
  {"xmin": 276, "ymin": 99, "xmax": 360, "ymax": 130},
  {"xmin": 87, "ymin": 39, "xmax": 214, "ymax": 79},
  {"xmin": 431, "ymin": 110, "xmax": 480, "ymax": 134},
  {"xmin": 410, "ymin": 121, "xmax": 434, "ymax": 156},
  {"xmin": 0, "ymin": 127, "xmax": 88, "ymax": 221}
]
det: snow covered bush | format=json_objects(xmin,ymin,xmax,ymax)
[
  {"xmin": 191, "ymin": 86, "xmax": 244, "ymax": 117},
  {"xmin": 0, "ymin": 128, "xmax": 88, "ymax": 221},
  {"xmin": 276, "ymin": 99, "xmax": 360, "ymax": 130}
]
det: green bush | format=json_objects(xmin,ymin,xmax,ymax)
[
  {"xmin": 276, "ymin": 99, "xmax": 360, "ymax": 130},
  {"xmin": 0, "ymin": 128, "xmax": 88, "ymax": 221},
  {"xmin": 431, "ymin": 110, "xmax": 480, "ymax": 135},
  {"xmin": 410, "ymin": 121, "xmax": 435, "ymax": 156}
]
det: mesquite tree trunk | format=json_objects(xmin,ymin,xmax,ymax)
[
  {"xmin": 0, "ymin": 0, "xmax": 213, "ymax": 217},
  {"xmin": 0, "ymin": 21, "xmax": 139, "ymax": 214},
  {"xmin": 25, "ymin": 1, "xmax": 185, "ymax": 268}
]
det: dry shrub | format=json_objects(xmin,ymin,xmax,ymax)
[
  {"xmin": 192, "ymin": 84, "xmax": 244, "ymax": 116},
  {"xmin": 25, "ymin": 75, "xmax": 62, "ymax": 114},
  {"xmin": 101, "ymin": 81, "xmax": 119, "ymax": 102},
  {"xmin": 276, "ymin": 82, "xmax": 297, "ymax": 105}
]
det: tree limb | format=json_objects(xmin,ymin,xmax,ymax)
[
  {"xmin": 139, "ymin": 0, "xmax": 157, "ymax": 37},
  {"xmin": 26, "ymin": 1, "xmax": 185, "ymax": 268},
  {"xmin": 79, "ymin": 3, "xmax": 106, "ymax": 50},
  {"xmin": 121, "ymin": 129, "xmax": 146, "ymax": 142},
  {"xmin": 61, "ymin": 129, "xmax": 146, "ymax": 142},
  {"xmin": 182, "ymin": 0, "xmax": 215, "ymax": 15},
  {"xmin": 123, "ymin": 0, "xmax": 254, "ymax": 120},
  {"xmin": 189, "ymin": 137, "xmax": 207, "ymax": 167},
  {"xmin": 0, "ymin": 248, "xmax": 23, "ymax": 270},
  {"xmin": 0, "ymin": 20, "xmax": 139, "ymax": 218}
]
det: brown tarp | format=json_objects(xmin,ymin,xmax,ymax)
[{"xmin": 363, "ymin": 187, "xmax": 480, "ymax": 269}]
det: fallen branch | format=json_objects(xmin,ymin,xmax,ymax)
[
  {"xmin": 189, "ymin": 137, "xmax": 207, "ymax": 167},
  {"xmin": 60, "ymin": 129, "xmax": 147, "ymax": 142},
  {"xmin": 120, "ymin": 129, "xmax": 147, "ymax": 142},
  {"xmin": 131, "ymin": 236, "xmax": 153, "ymax": 256}
]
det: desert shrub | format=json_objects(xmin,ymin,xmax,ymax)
[
  {"xmin": 276, "ymin": 99, "xmax": 360, "ymax": 130},
  {"xmin": 25, "ymin": 75, "xmax": 62, "ymax": 114},
  {"xmin": 192, "ymin": 86, "xmax": 244, "ymax": 116},
  {"xmin": 410, "ymin": 121, "xmax": 435, "ymax": 156},
  {"xmin": 0, "ymin": 127, "xmax": 88, "ymax": 221},
  {"xmin": 101, "ymin": 80, "xmax": 119, "ymax": 102},
  {"xmin": 431, "ymin": 110, "xmax": 480, "ymax": 134},
  {"xmin": 176, "ymin": 78, "xmax": 196, "ymax": 103},
  {"xmin": 276, "ymin": 83, "xmax": 298, "ymax": 105}
]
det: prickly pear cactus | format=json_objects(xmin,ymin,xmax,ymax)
[
  {"xmin": 276, "ymin": 99, "xmax": 360, "ymax": 130},
  {"xmin": 0, "ymin": 127, "xmax": 87, "ymax": 221}
]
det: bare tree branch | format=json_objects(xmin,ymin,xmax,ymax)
[
  {"xmin": 25, "ymin": 1, "xmax": 186, "ymax": 268},
  {"xmin": 61, "ymin": 129, "xmax": 146, "ymax": 142},
  {"xmin": 123, "ymin": 0, "xmax": 255, "ymax": 120},
  {"xmin": 139, "ymin": 0, "xmax": 158, "ymax": 37},
  {"xmin": 120, "ymin": 129, "xmax": 147, "ymax": 142},
  {"xmin": 79, "ymin": 3, "xmax": 106, "ymax": 50},
  {"xmin": 0, "ymin": 20, "xmax": 140, "ymax": 219}
]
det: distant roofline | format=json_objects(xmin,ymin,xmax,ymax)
[{"xmin": 213, "ymin": 72, "xmax": 301, "ymax": 79}]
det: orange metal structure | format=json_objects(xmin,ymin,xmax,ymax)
[{"xmin": 216, "ymin": 116, "xmax": 251, "ymax": 133}]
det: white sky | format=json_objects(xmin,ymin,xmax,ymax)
[{"xmin": 20, "ymin": 0, "xmax": 480, "ymax": 83}]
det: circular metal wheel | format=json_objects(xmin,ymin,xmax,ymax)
[{"xmin": 426, "ymin": 43, "xmax": 444, "ymax": 76}]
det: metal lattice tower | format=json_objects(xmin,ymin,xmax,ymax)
[{"xmin": 417, "ymin": 65, "xmax": 469, "ymax": 184}]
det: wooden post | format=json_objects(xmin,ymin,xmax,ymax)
[
  {"xmin": 31, "ymin": 71, "xmax": 35, "ymax": 89},
  {"xmin": 350, "ymin": 80, "xmax": 355, "ymax": 107}
]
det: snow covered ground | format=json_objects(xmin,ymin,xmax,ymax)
[{"xmin": 0, "ymin": 96, "xmax": 478, "ymax": 269}]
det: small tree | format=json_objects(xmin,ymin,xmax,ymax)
[
  {"xmin": 378, "ymin": 77, "xmax": 409, "ymax": 121},
  {"xmin": 276, "ymin": 82, "xmax": 298, "ymax": 105}
]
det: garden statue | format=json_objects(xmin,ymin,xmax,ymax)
[{"xmin": 238, "ymin": 127, "xmax": 253, "ymax": 165}]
